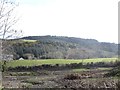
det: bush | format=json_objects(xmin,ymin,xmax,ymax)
[{"xmin": 64, "ymin": 74, "xmax": 81, "ymax": 80}]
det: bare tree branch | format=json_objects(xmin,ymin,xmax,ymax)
[
  {"xmin": 0, "ymin": 0, "xmax": 22, "ymax": 61},
  {"xmin": 0, "ymin": 0, "xmax": 21, "ymax": 39}
]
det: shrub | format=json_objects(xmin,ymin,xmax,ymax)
[{"xmin": 64, "ymin": 74, "xmax": 81, "ymax": 80}]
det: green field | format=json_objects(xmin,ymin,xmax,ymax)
[
  {"xmin": 22, "ymin": 39, "xmax": 37, "ymax": 42},
  {"xmin": 5, "ymin": 58, "xmax": 118, "ymax": 68}
]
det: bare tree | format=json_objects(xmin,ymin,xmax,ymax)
[
  {"xmin": 0, "ymin": 0, "xmax": 22, "ymax": 74},
  {"xmin": 0, "ymin": 0, "xmax": 22, "ymax": 39},
  {"xmin": 0, "ymin": 0, "xmax": 22, "ymax": 58},
  {"xmin": 0, "ymin": 1, "xmax": 22, "ymax": 88}
]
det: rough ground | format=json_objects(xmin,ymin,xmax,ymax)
[{"xmin": 2, "ymin": 69, "xmax": 120, "ymax": 89}]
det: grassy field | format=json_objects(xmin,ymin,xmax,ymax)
[
  {"xmin": 22, "ymin": 39, "xmax": 37, "ymax": 42},
  {"xmin": 5, "ymin": 58, "xmax": 118, "ymax": 68}
]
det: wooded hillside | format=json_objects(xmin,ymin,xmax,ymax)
[{"xmin": 6, "ymin": 36, "xmax": 118, "ymax": 60}]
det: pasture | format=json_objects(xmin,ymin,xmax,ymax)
[{"xmin": 5, "ymin": 58, "xmax": 118, "ymax": 68}]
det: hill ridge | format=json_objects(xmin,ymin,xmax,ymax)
[{"xmin": 9, "ymin": 35, "xmax": 118, "ymax": 59}]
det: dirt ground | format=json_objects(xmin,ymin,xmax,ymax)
[{"xmin": 2, "ymin": 68, "xmax": 120, "ymax": 89}]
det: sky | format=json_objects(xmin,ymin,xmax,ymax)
[{"xmin": 16, "ymin": 0, "xmax": 118, "ymax": 43}]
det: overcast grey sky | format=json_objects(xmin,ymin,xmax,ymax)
[{"xmin": 16, "ymin": 0, "xmax": 118, "ymax": 43}]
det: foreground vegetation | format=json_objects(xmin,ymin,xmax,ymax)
[
  {"xmin": 1, "ymin": 60, "xmax": 119, "ymax": 88},
  {"xmin": 2, "ymin": 57, "xmax": 120, "ymax": 89},
  {"xmin": 2, "ymin": 67, "xmax": 120, "ymax": 89}
]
